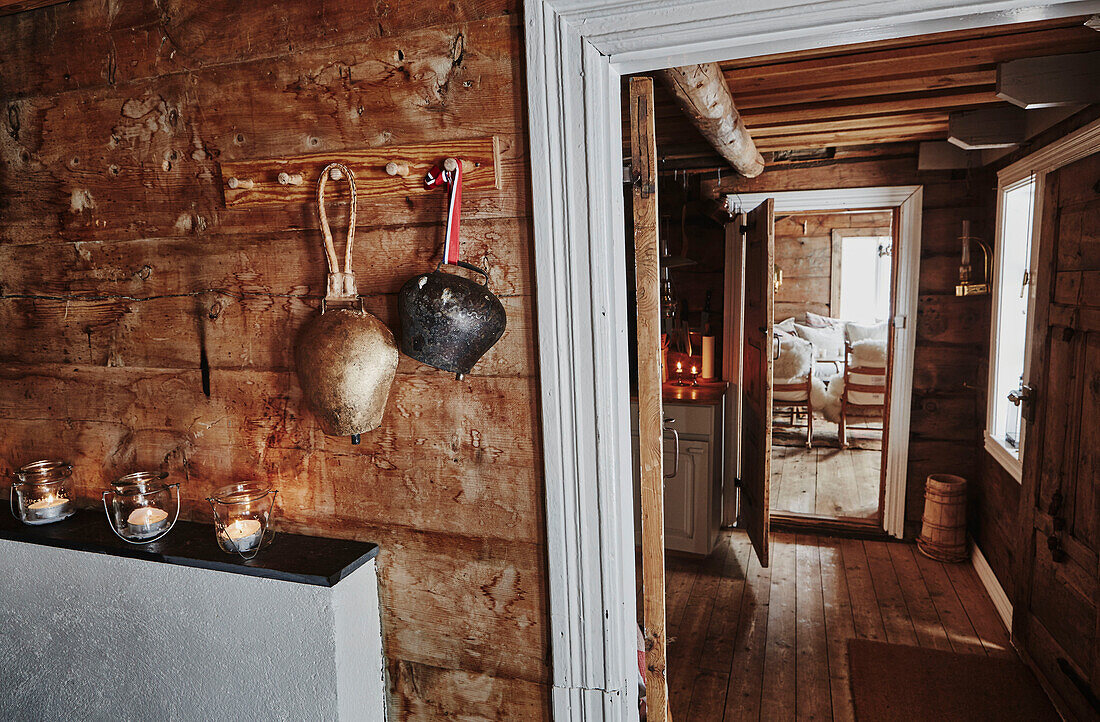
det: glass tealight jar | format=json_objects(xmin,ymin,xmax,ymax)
[
  {"xmin": 10, "ymin": 460, "xmax": 76, "ymax": 525},
  {"xmin": 102, "ymin": 471, "xmax": 180, "ymax": 544},
  {"xmin": 207, "ymin": 482, "xmax": 277, "ymax": 559}
]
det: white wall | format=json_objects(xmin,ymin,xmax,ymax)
[{"xmin": 0, "ymin": 540, "xmax": 385, "ymax": 721}]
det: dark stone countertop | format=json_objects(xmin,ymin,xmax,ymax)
[{"xmin": 0, "ymin": 506, "xmax": 379, "ymax": 587}]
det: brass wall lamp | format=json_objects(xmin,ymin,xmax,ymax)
[{"xmin": 956, "ymin": 220, "xmax": 991, "ymax": 296}]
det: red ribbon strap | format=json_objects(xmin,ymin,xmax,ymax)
[{"xmin": 425, "ymin": 160, "xmax": 463, "ymax": 266}]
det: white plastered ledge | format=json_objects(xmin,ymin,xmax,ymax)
[{"xmin": 0, "ymin": 540, "xmax": 385, "ymax": 721}]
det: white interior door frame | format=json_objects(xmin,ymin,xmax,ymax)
[
  {"xmin": 730, "ymin": 187, "xmax": 923, "ymax": 539},
  {"xmin": 523, "ymin": 2, "xmax": 1100, "ymax": 718}
]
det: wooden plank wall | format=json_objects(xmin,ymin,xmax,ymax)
[
  {"xmin": 0, "ymin": 1, "xmax": 549, "ymax": 718},
  {"xmin": 705, "ymin": 144, "xmax": 996, "ymax": 532},
  {"xmin": 773, "ymin": 211, "xmax": 892, "ymax": 322}
]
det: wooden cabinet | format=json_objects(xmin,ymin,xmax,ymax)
[{"xmin": 631, "ymin": 398, "xmax": 725, "ymax": 556}]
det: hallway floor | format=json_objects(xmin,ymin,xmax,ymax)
[{"xmin": 665, "ymin": 530, "xmax": 1014, "ymax": 721}]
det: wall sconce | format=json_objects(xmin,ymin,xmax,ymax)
[
  {"xmin": 774, "ymin": 265, "xmax": 784, "ymax": 293},
  {"xmin": 955, "ymin": 220, "xmax": 990, "ymax": 296}
]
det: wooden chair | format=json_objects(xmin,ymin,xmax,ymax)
[
  {"xmin": 839, "ymin": 340, "xmax": 887, "ymax": 447},
  {"xmin": 773, "ymin": 374, "xmax": 814, "ymax": 448}
]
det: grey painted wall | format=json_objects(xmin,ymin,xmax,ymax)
[{"xmin": 0, "ymin": 540, "xmax": 385, "ymax": 721}]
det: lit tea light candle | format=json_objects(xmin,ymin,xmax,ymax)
[
  {"xmin": 676, "ymin": 361, "xmax": 683, "ymax": 373},
  {"xmin": 27, "ymin": 494, "xmax": 72, "ymax": 524},
  {"xmin": 221, "ymin": 519, "xmax": 262, "ymax": 553},
  {"xmin": 126, "ymin": 506, "xmax": 169, "ymax": 539},
  {"xmin": 690, "ymin": 365, "xmax": 698, "ymax": 375}
]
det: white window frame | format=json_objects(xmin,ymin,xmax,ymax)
[
  {"xmin": 523, "ymin": 2, "xmax": 1100, "ymax": 717},
  {"xmin": 987, "ymin": 118, "xmax": 1100, "ymax": 482}
]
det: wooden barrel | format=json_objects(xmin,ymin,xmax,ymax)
[{"xmin": 917, "ymin": 474, "xmax": 968, "ymax": 563}]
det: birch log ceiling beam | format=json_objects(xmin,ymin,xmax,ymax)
[{"xmin": 657, "ymin": 63, "xmax": 766, "ymax": 178}]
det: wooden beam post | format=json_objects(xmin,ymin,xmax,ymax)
[
  {"xmin": 629, "ymin": 75, "xmax": 670, "ymax": 722},
  {"xmin": 947, "ymin": 106, "xmax": 1026, "ymax": 150},
  {"xmin": 657, "ymin": 63, "xmax": 765, "ymax": 178},
  {"xmin": 997, "ymin": 51, "xmax": 1100, "ymax": 109}
]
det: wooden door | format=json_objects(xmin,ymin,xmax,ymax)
[
  {"xmin": 1013, "ymin": 150, "xmax": 1100, "ymax": 720},
  {"xmin": 739, "ymin": 200, "xmax": 775, "ymax": 567}
]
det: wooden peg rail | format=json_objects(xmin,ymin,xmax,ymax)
[{"xmin": 219, "ymin": 136, "xmax": 501, "ymax": 208}]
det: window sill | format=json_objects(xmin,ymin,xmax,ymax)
[{"xmin": 984, "ymin": 432, "xmax": 1023, "ymax": 484}]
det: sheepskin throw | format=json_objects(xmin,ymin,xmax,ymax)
[{"xmin": 774, "ymin": 334, "xmax": 813, "ymax": 380}]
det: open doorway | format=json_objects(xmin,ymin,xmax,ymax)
[{"xmin": 769, "ymin": 211, "xmax": 895, "ymax": 525}]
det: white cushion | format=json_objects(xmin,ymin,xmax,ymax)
[
  {"xmin": 794, "ymin": 323, "xmax": 844, "ymax": 360},
  {"xmin": 775, "ymin": 317, "xmax": 798, "ymax": 334},
  {"xmin": 773, "ymin": 377, "xmax": 810, "ymax": 402},
  {"xmin": 846, "ymin": 321, "xmax": 888, "ymax": 343},
  {"xmin": 805, "ymin": 311, "xmax": 844, "ymax": 329}
]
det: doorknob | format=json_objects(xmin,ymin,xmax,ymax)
[{"xmin": 1007, "ymin": 384, "xmax": 1032, "ymax": 406}]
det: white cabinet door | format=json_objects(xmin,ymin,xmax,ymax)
[{"xmin": 632, "ymin": 434, "xmax": 711, "ymax": 554}]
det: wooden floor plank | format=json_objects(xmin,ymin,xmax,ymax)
[
  {"xmin": 686, "ymin": 668, "xmax": 730, "ymax": 722},
  {"xmin": 700, "ymin": 532, "xmax": 754, "ymax": 673},
  {"xmin": 666, "ymin": 530, "xmax": 1025, "ymax": 722},
  {"xmin": 780, "ymin": 448, "xmax": 817, "ymax": 514},
  {"xmin": 887, "ymin": 542, "xmax": 954, "ymax": 652},
  {"xmin": 942, "ymin": 558, "xmax": 1015, "ymax": 659},
  {"xmin": 723, "ymin": 539, "xmax": 774, "ymax": 722},
  {"xmin": 761, "ymin": 533, "xmax": 799, "ymax": 721},
  {"xmin": 838, "ymin": 538, "xmax": 887, "ymax": 642},
  {"xmin": 795, "ymin": 535, "xmax": 832, "ymax": 721},
  {"xmin": 665, "ymin": 557, "xmax": 698, "ymax": 636},
  {"xmin": 819, "ymin": 537, "xmax": 857, "ymax": 722},
  {"xmin": 814, "ymin": 448, "xmax": 846, "ymax": 518},
  {"xmin": 772, "ymin": 444, "xmax": 879, "ymax": 520},
  {"xmin": 669, "ymin": 541, "xmax": 731, "ymax": 719},
  {"xmin": 863, "ymin": 541, "xmax": 920, "ymax": 646},
  {"xmin": 911, "ymin": 548, "xmax": 988, "ymax": 656}
]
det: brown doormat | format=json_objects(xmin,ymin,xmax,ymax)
[{"xmin": 848, "ymin": 639, "xmax": 1059, "ymax": 721}]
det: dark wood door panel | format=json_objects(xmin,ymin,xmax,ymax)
[{"xmin": 1017, "ymin": 149, "xmax": 1100, "ymax": 720}]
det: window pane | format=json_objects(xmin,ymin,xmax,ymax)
[
  {"xmin": 990, "ymin": 178, "xmax": 1036, "ymax": 453},
  {"xmin": 838, "ymin": 236, "xmax": 892, "ymax": 323}
]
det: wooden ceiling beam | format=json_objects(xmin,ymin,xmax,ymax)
[{"xmin": 656, "ymin": 63, "xmax": 765, "ymax": 178}]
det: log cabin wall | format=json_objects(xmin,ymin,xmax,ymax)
[
  {"xmin": 0, "ymin": 1, "xmax": 549, "ymax": 718},
  {"xmin": 706, "ymin": 144, "xmax": 996, "ymax": 534},
  {"xmin": 773, "ymin": 211, "xmax": 893, "ymax": 323}
]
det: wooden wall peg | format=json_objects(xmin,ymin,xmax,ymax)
[
  {"xmin": 219, "ymin": 136, "xmax": 501, "ymax": 208},
  {"xmin": 385, "ymin": 161, "xmax": 410, "ymax": 177}
]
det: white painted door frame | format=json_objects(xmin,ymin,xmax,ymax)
[
  {"xmin": 522, "ymin": 2, "xmax": 1100, "ymax": 718},
  {"xmin": 730, "ymin": 187, "xmax": 923, "ymax": 539}
]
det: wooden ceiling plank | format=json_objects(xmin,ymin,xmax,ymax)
[
  {"xmin": 754, "ymin": 128, "xmax": 947, "ymax": 152},
  {"xmin": 739, "ymin": 90, "xmax": 1001, "ymax": 127},
  {"xmin": 730, "ymin": 70, "xmax": 994, "ymax": 109},
  {"xmin": 747, "ymin": 112, "xmax": 950, "ymax": 137},
  {"xmin": 717, "ymin": 15, "xmax": 1089, "ymax": 70},
  {"xmin": 722, "ymin": 27, "xmax": 1100, "ymax": 94}
]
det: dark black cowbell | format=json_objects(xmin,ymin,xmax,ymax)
[{"xmin": 397, "ymin": 261, "xmax": 506, "ymax": 379}]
